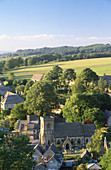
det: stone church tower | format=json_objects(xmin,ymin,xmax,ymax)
[{"xmin": 39, "ymin": 116, "xmax": 55, "ymax": 146}]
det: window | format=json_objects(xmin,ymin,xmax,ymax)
[
  {"xmin": 47, "ymin": 123, "xmax": 50, "ymax": 130},
  {"xmin": 57, "ymin": 140, "xmax": 60, "ymax": 145},
  {"xmin": 48, "ymin": 140, "xmax": 50, "ymax": 145},
  {"xmin": 77, "ymin": 139, "xmax": 81, "ymax": 144},
  {"xmin": 71, "ymin": 139, "xmax": 74, "ymax": 145},
  {"xmin": 86, "ymin": 139, "xmax": 88, "ymax": 144}
]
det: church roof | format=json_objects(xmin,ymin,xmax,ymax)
[
  {"xmin": 54, "ymin": 122, "xmax": 96, "ymax": 138},
  {"xmin": 54, "ymin": 122, "xmax": 84, "ymax": 138},
  {"xmin": 83, "ymin": 124, "xmax": 96, "ymax": 137}
]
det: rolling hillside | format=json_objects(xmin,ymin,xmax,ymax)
[{"xmin": 2, "ymin": 57, "xmax": 111, "ymax": 80}]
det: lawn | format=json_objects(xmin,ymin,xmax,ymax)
[{"xmin": 2, "ymin": 57, "xmax": 111, "ymax": 80}]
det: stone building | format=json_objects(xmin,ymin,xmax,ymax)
[
  {"xmin": 1, "ymin": 91, "xmax": 24, "ymax": 110},
  {"xmin": 31, "ymin": 73, "xmax": 44, "ymax": 82},
  {"xmin": 39, "ymin": 116, "xmax": 96, "ymax": 150}
]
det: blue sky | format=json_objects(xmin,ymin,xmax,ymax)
[{"xmin": 0, "ymin": 0, "xmax": 111, "ymax": 51}]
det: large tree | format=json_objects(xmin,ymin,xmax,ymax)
[
  {"xmin": 24, "ymin": 80, "xmax": 34, "ymax": 97},
  {"xmin": 0, "ymin": 134, "xmax": 36, "ymax": 169},
  {"xmin": 62, "ymin": 68, "xmax": 76, "ymax": 86},
  {"xmin": 86, "ymin": 130, "xmax": 103, "ymax": 154},
  {"xmin": 99, "ymin": 147, "xmax": 111, "ymax": 170},
  {"xmin": 24, "ymin": 80, "xmax": 59, "ymax": 115},
  {"xmin": 63, "ymin": 93, "xmax": 111, "ymax": 127},
  {"xmin": 10, "ymin": 103, "xmax": 27, "ymax": 120},
  {"xmin": 79, "ymin": 68, "xmax": 99, "ymax": 88},
  {"xmin": 44, "ymin": 65, "xmax": 63, "ymax": 88}
]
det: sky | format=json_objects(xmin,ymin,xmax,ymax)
[{"xmin": 0, "ymin": 0, "xmax": 111, "ymax": 51}]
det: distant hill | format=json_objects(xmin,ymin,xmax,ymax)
[
  {"xmin": 0, "ymin": 43, "xmax": 111, "ymax": 59},
  {"xmin": 1, "ymin": 44, "xmax": 111, "ymax": 71}
]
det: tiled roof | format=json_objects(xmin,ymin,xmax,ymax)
[
  {"xmin": 31, "ymin": 73, "xmax": 44, "ymax": 81},
  {"xmin": 1, "ymin": 91, "xmax": 24, "ymax": 104}
]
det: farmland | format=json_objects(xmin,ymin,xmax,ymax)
[{"xmin": 2, "ymin": 57, "xmax": 111, "ymax": 80}]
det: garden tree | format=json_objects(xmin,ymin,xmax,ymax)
[
  {"xmin": 10, "ymin": 103, "xmax": 27, "ymax": 120},
  {"xmin": 71, "ymin": 78, "xmax": 86, "ymax": 94},
  {"xmin": 1, "ymin": 110, "xmax": 10, "ymax": 119},
  {"xmin": 79, "ymin": 68, "xmax": 99, "ymax": 88},
  {"xmin": 44, "ymin": 65, "xmax": 63, "ymax": 88},
  {"xmin": 82, "ymin": 107, "xmax": 104, "ymax": 128},
  {"xmin": 7, "ymin": 72, "xmax": 15, "ymax": 80},
  {"xmin": 102, "ymin": 127, "xmax": 111, "ymax": 141},
  {"xmin": 63, "ymin": 93, "xmax": 111, "ymax": 127},
  {"xmin": 98, "ymin": 78, "xmax": 108, "ymax": 93},
  {"xmin": 0, "ymin": 119, "xmax": 10, "ymax": 129},
  {"xmin": 62, "ymin": 68, "xmax": 76, "ymax": 86},
  {"xmin": 15, "ymin": 85, "xmax": 25, "ymax": 95},
  {"xmin": 22, "ymin": 79, "xmax": 27, "ymax": 85},
  {"xmin": 0, "ymin": 134, "xmax": 36, "ymax": 169},
  {"xmin": 24, "ymin": 80, "xmax": 34, "ymax": 97},
  {"xmin": 99, "ymin": 147, "xmax": 111, "ymax": 170},
  {"xmin": 24, "ymin": 80, "xmax": 59, "ymax": 115},
  {"xmin": 86, "ymin": 130, "xmax": 103, "ymax": 154},
  {"xmin": 13, "ymin": 79, "xmax": 21, "ymax": 86}
]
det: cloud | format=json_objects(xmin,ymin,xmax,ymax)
[
  {"xmin": 0, "ymin": 34, "xmax": 111, "ymax": 51},
  {"xmin": 0, "ymin": 34, "xmax": 10, "ymax": 39}
]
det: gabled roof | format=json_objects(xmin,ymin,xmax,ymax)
[
  {"xmin": 87, "ymin": 163, "xmax": 101, "ymax": 169},
  {"xmin": 0, "ymin": 84, "xmax": 9, "ymax": 96},
  {"xmin": 34, "ymin": 144, "xmax": 45, "ymax": 155},
  {"xmin": 31, "ymin": 73, "xmax": 44, "ymax": 81},
  {"xmin": 1, "ymin": 91, "xmax": 24, "ymax": 104},
  {"xmin": 49, "ymin": 143, "xmax": 62, "ymax": 155},
  {"xmin": 81, "ymin": 149, "xmax": 91, "ymax": 158}
]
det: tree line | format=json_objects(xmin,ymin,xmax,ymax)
[{"xmin": 1, "ymin": 44, "xmax": 111, "ymax": 71}]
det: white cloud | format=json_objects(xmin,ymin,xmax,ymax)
[
  {"xmin": 0, "ymin": 34, "xmax": 111, "ymax": 51},
  {"xmin": 0, "ymin": 34, "xmax": 10, "ymax": 39}
]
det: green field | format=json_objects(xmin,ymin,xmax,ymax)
[{"xmin": 2, "ymin": 57, "xmax": 111, "ymax": 80}]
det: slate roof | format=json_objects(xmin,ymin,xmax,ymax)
[
  {"xmin": 83, "ymin": 124, "xmax": 96, "ymax": 137},
  {"xmin": 99, "ymin": 74, "xmax": 111, "ymax": 81},
  {"xmin": 34, "ymin": 144, "xmax": 45, "ymax": 154},
  {"xmin": 54, "ymin": 122, "xmax": 96, "ymax": 138},
  {"xmin": 31, "ymin": 73, "xmax": 44, "ymax": 81},
  {"xmin": 104, "ymin": 110, "xmax": 111, "ymax": 119},
  {"xmin": 1, "ymin": 91, "xmax": 24, "ymax": 104},
  {"xmin": 49, "ymin": 143, "xmax": 63, "ymax": 155},
  {"xmin": 54, "ymin": 122, "xmax": 84, "ymax": 138},
  {"xmin": 0, "ymin": 84, "xmax": 9, "ymax": 96}
]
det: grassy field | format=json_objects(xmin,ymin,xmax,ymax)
[{"xmin": 2, "ymin": 57, "xmax": 111, "ymax": 80}]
